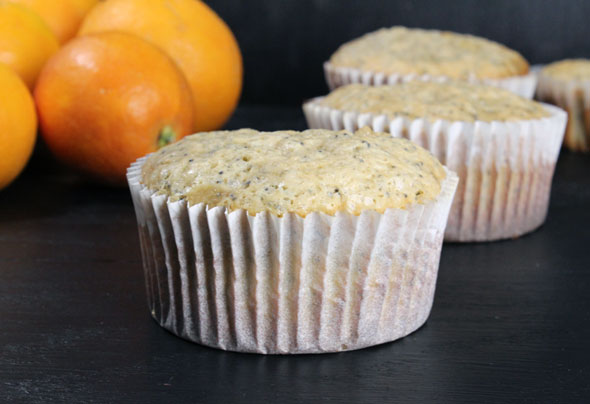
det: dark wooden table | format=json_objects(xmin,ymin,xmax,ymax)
[{"xmin": 1, "ymin": 106, "xmax": 589, "ymax": 403}]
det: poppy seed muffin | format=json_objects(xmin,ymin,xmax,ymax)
[
  {"xmin": 304, "ymin": 81, "xmax": 567, "ymax": 242},
  {"xmin": 141, "ymin": 128, "xmax": 446, "ymax": 216},
  {"xmin": 316, "ymin": 82, "xmax": 548, "ymax": 122},
  {"xmin": 325, "ymin": 26, "xmax": 536, "ymax": 98},
  {"xmin": 127, "ymin": 127, "xmax": 458, "ymax": 354},
  {"xmin": 537, "ymin": 59, "xmax": 590, "ymax": 152}
]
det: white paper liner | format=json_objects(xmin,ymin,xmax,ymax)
[
  {"xmin": 303, "ymin": 99, "xmax": 567, "ymax": 242},
  {"xmin": 127, "ymin": 159, "xmax": 458, "ymax": 354},
  {"xmin": 324, "ymin": 62, "xmax": 538, "ymax": 99},
  {"xmin": 537, "ymin": 72, "xmax": 590, "ymax": 152},
  {"xmin": 530, "ymin": 64, "xmax": 544, "ymax": 75}
]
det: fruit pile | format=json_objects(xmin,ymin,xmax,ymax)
[{"xmin": 0, "ymin": 0, "xmax": 242, "ymax": 187}]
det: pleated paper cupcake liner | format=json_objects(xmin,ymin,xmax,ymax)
[
  {"xmin": 303, "ymin": 99, "xmax": 567, "ymax": 242},
  {"xmin": 127, "ymin": 159, "xmax": 458, "ymax": 354},
  {"xmin": 537, "ymin": 73, "xmax": 590, "ymax": 152},
  {"xmin": 323, "ymin": 62, "xmax": 538, "ymax": 99}
]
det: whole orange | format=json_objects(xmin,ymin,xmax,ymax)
[
  {"xmin": 0, "ymin": 3, "xmax": 59, "ymax": 89},
  {"xmin": 6, "ymin": 0, "xmax": 81, "ymax": 44},
  {"xmin": 34, "ymin": 32, "xmax": 194, "ymax": 185},
  {"xmin": 79, "ymin": 0, "xmax": 243, "ymax": 132},
  {"xmin": 0, "ymin": 63, "xmax": 37, "ymax": 190}
]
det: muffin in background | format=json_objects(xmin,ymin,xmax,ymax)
[
  {"xmin": 325, "ymin": 26, "xmax": 537, "ymax": 98},
  {"xmin": 303, "ymin": 81, "xmax": 567, "ymax": 242},
  {"xmin": 537, "ymin": 59, "xmax": 590, "ymax": 152},
  {"xmin": 127, "ymin": 127, "xmax": 458, "ymax": 354}
]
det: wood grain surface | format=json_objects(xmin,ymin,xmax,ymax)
[{"xmin": 1, "ymin": 107, "xmax": 589, "ymax": 403}]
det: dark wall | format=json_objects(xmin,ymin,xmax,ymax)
[{"xmin": 203, "ymin": 0, "xmax": 590, "ymax": 105}]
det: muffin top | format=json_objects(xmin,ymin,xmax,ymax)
[
  {"xmin": 329, "ymin": 26, "xmax": 529, "ymax": 79},
  {"xmin": 316, "ymin": 81, "xmax": 550, "ymax": 122},
  {"xmin": 141, "ymin": 127, "xmax": 446, "ymax": 216},
  {"xmin": 542, "ymin": 59, "xmax": 590, "ymax": 81}
]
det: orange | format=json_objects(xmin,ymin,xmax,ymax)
[
  {"xmin": 0, "ymin": 3, "xmax": 59, "ymax": 89},
  {"xmin": 34, "ymin": 32, "xmax": 194, "ymax": 185},
  {"xmin": 6, "ymin": 0, "xmax": 81, "ymax": 44},
  {"xmin": 68, "ymin": 0, "xmax": 99, "ymax": 18},
  {"xmin": 0, "ymin": 63, "xmax": 37, "ymax": 190},
  {"xmin": 79, "ymin": 0, "xmax": 243, "ymax": 132}
]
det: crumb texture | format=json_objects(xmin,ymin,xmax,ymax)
[
  {"xmin": 542, "ymin": 59, "xmax": 590, "ymax": 80},
  {"xmin": 330, "ymin": 26, "xmax": 529, "ymax": 79},
  {"xmin": 318, "ymin": 81, "xmax": 549, "ymax": 122},
  {"xmin": 141, "ymin": 127, "xmax": 446, "ymax": 216}
]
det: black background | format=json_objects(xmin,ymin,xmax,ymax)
[
  {"xmin": 208, "ymin": 0, "xmax": 590, "ymax": 105},
  {"xmin": 2, "ymin": 108, "xmax": 590, "ymax": 403},
  {"xmin": 2, "ymin": 1, "xmax": 590, "ymax": 403}
]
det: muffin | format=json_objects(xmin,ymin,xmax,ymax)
[
  {"xmin": 325, "ymin": 26, "xmax": 537, "ymax": 98},
  {"xmin": 303, "ymin": 81, "xmax": 567, "ymax": 242},
  {"xmin": 537, "ymin": 59, "xmax": 590, "ymax": 152},
  {"xmin": 127, "ymin": 127, "xmax": 458, "ymax": 354}
]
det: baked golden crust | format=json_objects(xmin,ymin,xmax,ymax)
[
  {"xmin": 329, "ymin": 27, "xmax": 529, "ymax": 80},
  {"xmin": 141, "ymin": 127, "xmax": 446, "ymax": 216},
  {"xmin": 317, "ymin": 81, "xmax": 549, "ymax": 123},
  {"xmin": 542, "ymin": 59, "xmax": 590, "ymax": 81},
  {"xmin": 538, "ymin": 59, "xmax": 590, "ymax": 151}
]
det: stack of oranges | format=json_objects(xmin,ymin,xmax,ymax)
[{"xmin": 0, "ymin": 0, "xmax": 242, "ymax": 188}]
